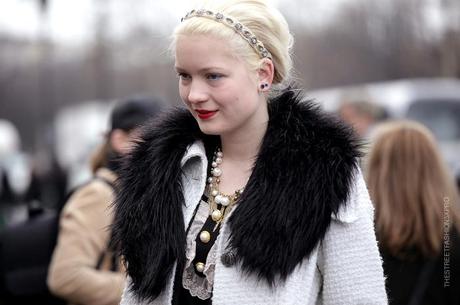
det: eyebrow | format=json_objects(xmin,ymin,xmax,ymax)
[{"xmin": 174, "ymin": 66, "xmax": 226, "ymax": 73}]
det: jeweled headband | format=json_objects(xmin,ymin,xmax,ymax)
[{"xmin": 181, "ymin": 9, "xmax": 273, "ymax": 60}]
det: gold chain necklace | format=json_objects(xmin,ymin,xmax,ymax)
[{"xmin": 207, "ymin": 147, "xmax": 244, "ymax": 231}]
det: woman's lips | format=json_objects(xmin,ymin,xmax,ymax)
[{"xmin": 196, "ymin": 109, "xmax": 218, "ymax": 120}]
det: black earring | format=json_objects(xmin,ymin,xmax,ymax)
[{"xmin": 260, "ymin": 83, "xmax": 269, "ymax": 89}]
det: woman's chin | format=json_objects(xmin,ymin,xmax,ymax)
[
  {"xmin": 195, "ymin": 122, "xmax": 222, "ymax": 136},
  {"xmin": 198, "ymin": 127, "xmax": 221, "ymax": 136}
]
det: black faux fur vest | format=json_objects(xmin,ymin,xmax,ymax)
[{"xmin": 111, "ymin": 90, "xmax": 361, "ymax": 302}]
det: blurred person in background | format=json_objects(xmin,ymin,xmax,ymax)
[
  {"xmin": 338, "ymin": 93, "xmax": 388, "ymax": 170},
  {"xmin": 0, "ymin": 119, "xmax": 31, "ymax": 228},
  {"xmin": 25, "ymin": 151, "xmax": 68, "ymax": 213},
  {"xmin": 47, "ymin": 97, "xmax": 162, "ymax": 305},
  {"xmin": 0, "ymin": 120, "xmax": 19, "ymax": 208},
  {"xmin": 338, "ymin": 89, "xmax": 388, "ymax": 140},
  {"xmin": 365, "ymin": 120, "xmax": 460, "ymax": 305}
]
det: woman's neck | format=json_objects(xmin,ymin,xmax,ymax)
[
  {"xmin": 220, "ymin": 127, "xmax": 265, "ymax": 163},
  {"xmin": 220, "ymin": 118, "xmax": 268, "ymax": 163},
  {"xmin": 220, "ymin": 95, "xmax": 269, "ymax": 162},
  {"xmin": 217, "ymin": 124, "xmax": 267, "ymax": 194},
  {"xmin": 214, "ymin": 124, "xmax": 266, "ymax": 194},
  {"xmin": 214, "ymin": 97, "xmax": 269, "ymax": 194}
]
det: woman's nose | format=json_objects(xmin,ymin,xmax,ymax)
[{"xmin": 187, "ymin": 80, "xmax": 208, "ymax": 104}]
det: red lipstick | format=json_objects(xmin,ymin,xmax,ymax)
[{"xmin": 196, "ymin": 109, "xmax": 217, "ymax": 120}]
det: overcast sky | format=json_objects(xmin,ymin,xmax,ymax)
[{"xmin": 0, "ymin": 0, "xmax": 357, "ymax": 45}]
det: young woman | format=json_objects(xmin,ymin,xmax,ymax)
[
  {"xmin": 113, "ymin": 1, "xmax": 387, "ymax": 304},
  {"xmin": 366, "ymin": 120, "xmax": 460, "ymax": 305}
]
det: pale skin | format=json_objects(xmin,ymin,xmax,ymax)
[
  {"xmin": 175, "ymin": 34, "xmax": 274, "ymax": 194},
  {"xmin": 110, "ymin": 128, "xmax": 141, "ymax": 155}
]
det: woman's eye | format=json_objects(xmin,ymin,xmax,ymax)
[
  {"xmin": 207, "ymin": 73, "xmax": 223, "ymax": 81},
  {"xmin": 178, "ymin": 73, "xmax": 191, "ymax": 80}
]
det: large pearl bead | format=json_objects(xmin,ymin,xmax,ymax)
[
  {"xmin": 195, "ymin": 262, "xmax": 205, "ymax": 273},
  {"xmin": 212, "ymin": 161, "xmax": 217, "ymax": 168},
  {"xmin": 217, "ymin": 195, "xmax": 230, "ymax": 206},
  {"xmin": 222, "ymin": 197, "xmax": 230, "ymax": 206},
  {"xmin": 199, "ymin": 231, "xmax": 211, "ymax": 243},
  {"xmin": 214, "ymin": 194, "xmax": 223, "ymax": 204},
  {"xmin": 211, "ymin": 189, "xmax": 219, "ymax": 197},
  {"xmin": 215, "ymin": 194, "xmax": 225, "ymax": 205},
  {"xmin": 217, "ymin": 152, "xmax": 223, "ymax": 158},
  {"xmin": 212, "ymin": 167, "xmax": 222, "ymax": 177},
  {"xmin": 212, "ymin": 210, "xmax": 223, "ymax": 221}
]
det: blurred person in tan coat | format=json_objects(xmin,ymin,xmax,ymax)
[{"xmin": 47, "ymin": 97, "xmax": 162, "ymax": 305}]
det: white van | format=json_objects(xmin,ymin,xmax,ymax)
[{"xmin": 308, "ymin": 78, "xmax": 460, "ymax": 177}]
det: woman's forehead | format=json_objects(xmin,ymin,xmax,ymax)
[{"xmin": 175, "ymin": 34, "xmax": 240, "ymax": 70}]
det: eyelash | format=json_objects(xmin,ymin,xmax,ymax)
[
  {"xmin": 176, "ymin": 73, "xmax": 224, "ymax": 81},
  {"xmin": 206, "ymin": 73, "xmax": 223, "ymax": 81}
]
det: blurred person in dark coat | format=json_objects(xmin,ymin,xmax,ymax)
[
  {"xmin": 47, "ymin": 97, "xmax": 162, "ymax": 305},
  {"xmin": 365, "ymin": 120, "xmax": 460, "ymax": 305}
]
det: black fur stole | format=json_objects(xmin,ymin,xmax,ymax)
[{"xmin": 111, "ymin": 89, "xmax": 361, "ymax": 302}]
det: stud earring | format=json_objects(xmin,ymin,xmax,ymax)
[{"xmin": 260, "ymin": 83, "xmax": 269, "ymax": 90}]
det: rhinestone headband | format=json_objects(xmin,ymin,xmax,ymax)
[{"xmin": 181, "ymin": 9, "xmax": 273, "ymax": 60}]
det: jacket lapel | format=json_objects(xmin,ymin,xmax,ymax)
[{"xmin": 180, "ymin": 140, "xmax": 208, "ymax": 225}]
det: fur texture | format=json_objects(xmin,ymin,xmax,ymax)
[{"xmin": 111, "ymin": 89, "xmax": 361, "ymax": 302}]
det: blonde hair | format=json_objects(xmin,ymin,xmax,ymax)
[
  {"xmin": 172, "ymin": 0, "xmax": 294, "ymax": 86},
  {"xmin": 366, "ymin": 120, "xmax": 460, "ymax": 257}
]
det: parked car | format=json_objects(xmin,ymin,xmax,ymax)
[{"xmin": 308, "ymin": 78, "xmax": 460, "ymax": 177}]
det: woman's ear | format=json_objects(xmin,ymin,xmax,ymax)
[
  {"xmin": 257, "ymin": 58, "xmax": 275, "ymax": 91},
  {"xmin": 110, "ymin": 129, "xmax": 131, "ymax": 155}
]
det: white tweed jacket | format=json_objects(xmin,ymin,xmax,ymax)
[{"xmin": 120, "ymin": 141, "xmax": 388, "ymax": 305}]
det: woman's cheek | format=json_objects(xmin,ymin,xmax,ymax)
[{"xmin": 179, "ymin": 87, "xmax": 189, "ymax": 105}]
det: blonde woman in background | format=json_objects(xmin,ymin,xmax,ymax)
[{"xmin": 366, "ymin": 120, "xmax": 460, "ymax": 305}]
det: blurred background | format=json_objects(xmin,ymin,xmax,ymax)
[
  {"xmin": 0, "ymin": 0, "xmax": 459, "ymax": 302},
  {"xmin": 1, "ymin": 0, "xmax": 460, "ymax": 222}
]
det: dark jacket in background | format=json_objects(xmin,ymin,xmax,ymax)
[{"xmin": 382, "ymin": 229, "xmax": 460, "ymax": 305}]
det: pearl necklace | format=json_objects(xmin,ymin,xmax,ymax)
[{"xmin": 207, "ymin": 147, "xmax": 244, "ymax": 230}]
